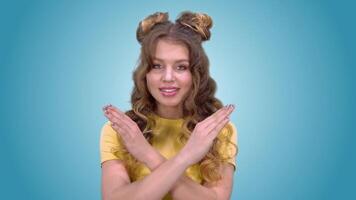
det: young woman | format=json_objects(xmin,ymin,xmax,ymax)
[{"xmin": 100, "ymin": 11, "xmax": 238, "ymax": 200}]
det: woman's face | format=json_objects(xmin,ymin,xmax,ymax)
[{"xmin": 146, "ymin": 39, "xmax": 192, "ymax": 114}]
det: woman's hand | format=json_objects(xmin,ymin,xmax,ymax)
[
  {"xmin": 102, "ymin": 104, "xmax": 160, "ymax": 168},
  {"xmin": 179, "ymin": 105, "xmax": 235, "ymax": 166}
]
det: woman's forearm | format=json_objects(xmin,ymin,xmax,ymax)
[
  {"xmin": 146, "ymin": 151, "xmax": 217, "ymax": 200},
  {"xmin": 109, "ymin": 154, "xmax": 189, "ymax": 200},
  {"xmin": 170, "ymin": 176, "xmax": 217, "ymax": 200}
]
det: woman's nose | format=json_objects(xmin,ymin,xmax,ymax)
[{"xmin": 162, "ymin": 67, "xmax": 175, "ymax": 82}]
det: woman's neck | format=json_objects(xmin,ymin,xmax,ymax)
[{"xmin": 156, "ymin": 105, "xmax": 183, "ymax": 119}]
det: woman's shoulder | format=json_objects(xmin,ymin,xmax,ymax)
[
  {"xmin": 100, "ymin": 121, "xmax": 119, "ymax": 139},
  {"xmin": 100, "ymin": 121, "xmax": 125, "ymax": 149}
]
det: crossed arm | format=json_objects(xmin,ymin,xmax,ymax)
[
  {"xmin": 102, "ymin": 157, "xmax": 234, "ymax": 200},
  {"xmin": 101, "ymin": 105, "xmax": 236, "ymax": 200}
]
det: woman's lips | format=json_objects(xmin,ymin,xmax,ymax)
[{"xmin": 159, "ymin": 87, "xmax": 179, "ymax": 97}]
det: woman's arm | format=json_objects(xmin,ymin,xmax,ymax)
[
  {"xmin": 102, "ymin": 150, "xmax": 191, "ymax": 200},
  {"xmin": 102, "ymin": 104, "xmax": 235, "ymax": 200},
  {"xmin": 101, "ymin": 160, "xmax": 130, "ymax": 199},
  {"xmin": 174, "ymin": 164, "xmax": 234, "ymax": 200},
  {"xmin": 147, "ymin": 149, "xmax": 234, "ymax": 200},
  {"xmin": 102, "ymin": 147, "xmax": 234, "ymax": 200}
]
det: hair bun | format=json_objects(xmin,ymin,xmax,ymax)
[
  {"xmin": 176, "ymin": 11, "xmax": 213, "ymax": 41},
  {"xmin": 136, "ymin": 12, "xmax": 169, "ymax": 43}
]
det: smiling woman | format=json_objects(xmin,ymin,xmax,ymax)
[
  {"xmin": 100, "ymin": 11, "xmax": 238, "ymax": 200},
  {"xmin": 147, "ymin": 39, "xmax": 192, "ymax": 118}
]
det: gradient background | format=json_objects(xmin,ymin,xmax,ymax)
[{"xmin": 1, "ymin": 0, "xmax": 355, "ymax": 199}]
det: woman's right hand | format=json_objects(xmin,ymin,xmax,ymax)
[{"xmin": 178, "ymin": 104, "xmax": 235, "ymax": 166}]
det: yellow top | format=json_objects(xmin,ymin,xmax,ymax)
[{"xmin": 99, "ymin": 114, "xmax": 238, "ymax": 199}]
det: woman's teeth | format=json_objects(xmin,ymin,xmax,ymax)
[
  {"xmin": 160, "ymin": 88, "xmax": 178, "ymax": 92},
  {"xmin": 159, "ymin": 88, "xmax": 179, "ymax": 96}
]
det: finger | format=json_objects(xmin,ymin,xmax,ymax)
[
  {"xmin": 106, "ymin": 107, "xmax": 122, "ymax": 121},
  {"xmin": 202, "ymin": 104, "xmax": 234, "ymax": 127},
  {"xmin": 111, "ymin": 122, "xmax": 130, "ymax": 141},
  {"xmin": 107, "ymin": 105, "xmax": 125, "ymax": 117},
  {"xmin": 102, "ymin": 104, "xmax": 112, "ymax": 112},
  {"xmin": 104, "ymin": 108, "xmax": 132, "ymax": 140},
  {"xmin": 196, "ymin": 106, "xmax": 227, "ymax": 131},
  {"xmin": 104, "ymin": 110, "xmax": 129, "ymax": 135},
  {"xmin": 207, "ymin": 117, "xmax": 230, "ymax": 141},
  {"xmin": 204, "ymin": 105, "xmax": 235, "ymax": 134},
  {"xmin": 105, "ymin": 108, "xmax": 138, "ymax": 139},
  {"xmin": 104, "ymin": 108, "xmax": 122, "ymax": 123},
  {"xmin": 106, "ymin": 108, "xmax": 134, "ymax": 136},
  {"xmin": 106, "ymin": 106, "xmax": 129, "ymax": 123},
  {"xmin": 105, "ymin": 106, "xmax": 126, "ymax": 124},
  {"xmin": 104, "ymin": 110, "xmax": 117, "ymax": 123},
  {"xmin": 107, "ymin": 106, "xmax": 138, "ymax": 130},
  {"xmin": 108, "ymin": 105, "xmax": 136, "ymax": 126}
]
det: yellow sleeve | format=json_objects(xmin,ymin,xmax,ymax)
[
  {"xmin": 99, "ymin": 121, "xmax": 126, "ymax": 167},
  {"xmin": 218, "ymin": 122, "xmax": 238, "ymax": 171}
]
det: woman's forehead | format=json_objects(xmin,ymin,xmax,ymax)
[{"xmin": 152, "ymin": 39, "xmax": 190, "ymax": 62}]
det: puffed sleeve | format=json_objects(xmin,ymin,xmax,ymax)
[
  {"xmin": 99, "ymin": 121, "xmax": 126, "ymax": 167},
  {"xmin": 217, "ymin": 122, "xmax": 238, "ymax": 171}
]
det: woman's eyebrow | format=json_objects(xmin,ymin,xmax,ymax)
[{"xmin": 153, "ymin": 57, "xmax": 189, "ymax": 63}]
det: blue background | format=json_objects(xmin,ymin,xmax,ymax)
[{"xmin": 1, "ymin": 0, "xmax": 355, "ymax": 199}]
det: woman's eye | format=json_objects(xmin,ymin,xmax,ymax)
[
  {"xmin": 177, "ymin": 65, "xmax": 188, "ymax": 70},
  {"xmin": 152, "ymin": 64, "xmax": 162, "ymax": 69}
]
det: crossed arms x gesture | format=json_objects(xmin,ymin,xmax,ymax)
[{"xmin": 101, "ymin": 104, "xmax": 235, "ymax": 200}]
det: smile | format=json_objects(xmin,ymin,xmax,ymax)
[{"xmin": 159, "ymin": 87, "xmax": 179, "ymax": 97}]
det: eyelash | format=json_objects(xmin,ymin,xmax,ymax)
[
  {"xmin": 177, "ymin": 65, "xmax": 188, "ymax": 70},
  {"xmin": 152, "ymin": 64, "xmax": 188, "ymax": 71},
  {"xmin": 152, "ymin": 64, "xmax": 162, "ymax": 69}
]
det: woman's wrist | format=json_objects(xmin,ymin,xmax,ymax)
[
  {"xmin": 143, "ymin": 147, "xmax": 192, "ymax": 171},
  {"xmin": 144, "ymin": 148, "xmax": 165, "ymax": 170},
  {"xmin": 174, "ymin": 150, "xmax": 192, "ymax": 168}
]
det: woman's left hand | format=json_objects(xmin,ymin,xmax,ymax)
[{"xmin": 102, "ymin": 104, "xmax": 160, "ymax": 168}]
